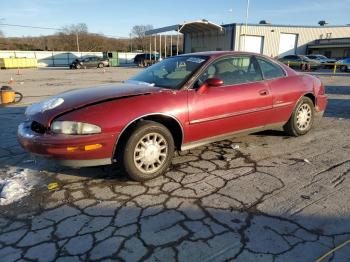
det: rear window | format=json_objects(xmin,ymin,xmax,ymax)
[{"xmin": 257, "ymin": 58, "xmax": 285, "ymax": 79}]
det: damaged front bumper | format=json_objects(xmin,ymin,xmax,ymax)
[{"xmin": 17, "ymin": 121, "xmax": 117, "ymax": 167}]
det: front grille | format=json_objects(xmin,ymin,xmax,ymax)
[{"xmin": 31, "ymin": 121, "xmax": 46, "ymax": 134}]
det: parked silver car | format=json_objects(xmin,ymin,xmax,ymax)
[
  {"xmin": 336, "ymin": 58, "xmax": 350, "ymax": 72},
  {"xmin": 70, "ymin": 56, "xmax": 109, "ymax": 69},
  {"xmin": 306, "ymin": 54, "xmax": 336, "ymax": 68}
]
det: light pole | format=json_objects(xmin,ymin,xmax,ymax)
[{"xmin": 242, "ymin": 0, "xmax": 250, "ymax": 51}]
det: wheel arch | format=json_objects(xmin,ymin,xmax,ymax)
[
  {"xmin": 303, "ymin": 92, "xmax": 316, "ymax": 106},
  {"xmin": 113, "ymin": 113, "xmax": 184, "ymax": 159},
  {"xmin": 286, "ymin": 92, "xmax": 316, "ymax": 123}
]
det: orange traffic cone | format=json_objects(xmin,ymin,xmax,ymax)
[{"xmin": 8, "ymin": 77, "xmax": 15, "ymax": 85}]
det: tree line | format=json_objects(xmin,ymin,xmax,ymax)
[{"xmin": 0, "ymin": 23, "xmax": 183, "ymax": 53}]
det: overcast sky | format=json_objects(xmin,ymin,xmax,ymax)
[{"xmin": 1, "ymin": 0, "xmax": 349, "ymax": 37}]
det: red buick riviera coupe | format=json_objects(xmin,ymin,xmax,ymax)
[{"xmin": 18, "ymin": 52, "xmax": 327, "ymax": 181}]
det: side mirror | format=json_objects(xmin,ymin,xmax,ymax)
[{"xmin": 197, "ymin": 78, "xmax": 223, "ymax": 94}]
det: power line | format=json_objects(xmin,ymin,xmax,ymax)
[
  {"xmin": 0, "ymin": 23, "xmax": 61, "ymax": 31},
  {"xmin": 0, "ymin": 23, "xmax": 127, "ymax": 39}
]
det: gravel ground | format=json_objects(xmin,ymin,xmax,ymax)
[{"xmin": 0, "ymin": 67, "xmax": 349, "ymax": 261}]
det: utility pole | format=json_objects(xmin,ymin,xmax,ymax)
[
  {"xmin": 76, "ymin": 32, "xmax": 80, "ymax": 52},
  {"xmin": 129, "ymin": 33, "xmax": 132, "ymax": 52},
  {"xmin": 243, "ymin": 0, "xmax": 250, "ymax": 51}
]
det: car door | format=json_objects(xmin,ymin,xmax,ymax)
[
  {"xmin": 80, "ymin": 57, "xmax": 90, "ymax": 68},
  {"xmin": 89, "ymin": 57, "xmax": 98, "ymax": 68},
  {"xmin": 292, "ymin": 56, "xmax": 303, "ymax": 68},
  {"xmin": 256, "ymin": 57, "xmax": 297, "ymax": 124},
  {"xmin": 187, "ymin": 55, "xmax": 273, "ymax": 142}
]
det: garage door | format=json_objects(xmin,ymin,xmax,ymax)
[
  {"xmin": 242, "ymin": 35, "xmax": 264, "ymax": 54},
  {"xmin": 278, "ymin": 33, "xmax": 298, "ymax": 57}
]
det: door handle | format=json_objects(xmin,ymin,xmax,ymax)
[{"xmin": 259, "ymin": 89, "xmax": 269, "ymax": 96}]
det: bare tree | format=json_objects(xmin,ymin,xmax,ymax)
[
  {"xmin": 131, "ymin": 24, "xmax": 153, "ymax": 51},
  {"xmin": 0, "ymin": 20, "xmax": 6, "ymax": 48},
  {"xmin": 0, "ymin": 18, "xmax": 4, "ymax": 38},
  {"xmin": 59, "ymin": 23, "xmax": 89, "ymax": 52},
  {"xmin": 62, "ymin": 23, "xmax": 88, "ymax": 35}
]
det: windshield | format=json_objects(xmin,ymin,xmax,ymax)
[
  {"xmin": 301, "ymin": 56, "xmax": 312, "ymax": 61},
  {"xmin": 127, "ymin": 55, "xmax": 209, "ymax": 90}
]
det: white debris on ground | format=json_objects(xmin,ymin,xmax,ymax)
[
  {"xmin": 303, "ymin": 158, "xmax": 311, "ymax": 164},
  {"xmin": 0, "ymin": 167, "xmax": 40, "ymax": 205},
  {"xmin": 231, "ymin": 144, "xmax": 240, "ymax": 150}
]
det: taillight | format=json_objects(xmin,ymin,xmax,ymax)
[{"xmin": 319, "ymin": 83, "xmax": 325, "ymax": 95}]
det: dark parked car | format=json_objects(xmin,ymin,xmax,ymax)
[
  {"xmin": 279, "ymin": 55, "xmax": 321, "ymax": 70},
  {"xmin": 18, "ymin": 51, "xmax": 327, "ymax": 181},
  {"xmin": 70, "ymin": 56, "xmax": 109, "ymax": 69},
  {"xmin": 336, "ymin": 58, "xmax": 350, "ymax": 72},
  {"xmin": 306, "ymin": 54, "xmax": 336, "ymax": 68},
  {"xmin": 134, "ymin": 53, "xmax": 160, "ymax": 67}
]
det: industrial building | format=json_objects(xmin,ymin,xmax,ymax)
[
  {"xmin": 146, "ymin": 20, "xmax": 350, "ymax": 59},
  {"xmin": 307, "ymin": 37, "xmax": 350, "ymax": 59}
]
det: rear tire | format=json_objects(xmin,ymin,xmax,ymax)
[
  {"xmin": 121, "ymin": 121, "xmax": 174, "ymax": 181},
  {"xmin": 283, "ymin": 97, "xmax": 314, "ymax": 136},
  {"xmin": 340, "ymin": 65, "xmax": 347, "ymax": 72}
]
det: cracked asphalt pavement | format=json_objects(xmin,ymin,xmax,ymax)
[{"xmin": 0, "ymin": 68, "xmax": 349, "ymax": 261}]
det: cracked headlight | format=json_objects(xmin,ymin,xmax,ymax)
[{"xmin": 51, "ymin": 121, "xmax": 101, "ymax": 135}]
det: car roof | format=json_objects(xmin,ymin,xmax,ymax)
[{"xmin": 178, "ymin": 51, "xmax": 272, "ymax": 59}]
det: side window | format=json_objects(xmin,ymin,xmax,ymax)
[
  {"xmin": 257, "ymin": 58, "xmax": 285, "ymax": 79},
  {"xmin": 197, "ymin": 56, "xmax": 262, "ymax": 86}
]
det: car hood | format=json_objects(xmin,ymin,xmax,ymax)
[{"xmin": 25, "ymin": 83, "xmax": 161, "ymax": 126}]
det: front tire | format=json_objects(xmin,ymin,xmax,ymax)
[
  {"xmin": 284, "ymin": 97, "xmax": 314, "ymax": 136},
  {"xmin": 121, "ymin": 121, "xmax": 174, "ymax": 181}
]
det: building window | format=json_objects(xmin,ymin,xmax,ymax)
[
  {"xmin": 345, "ymin": 49, "xmax": 350, "ymax": 57},
  {"xmin": 324, "ymin": 51, "xmax": 332, "ymax": 58}
]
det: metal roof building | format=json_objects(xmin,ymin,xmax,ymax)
[
  {"xmin": 307, "ymin": 37, "xmax": 350, "ymax": 59},
  {"xmin": 146, "ymin": 20, "xmax": 350, "ymax": 59}
]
